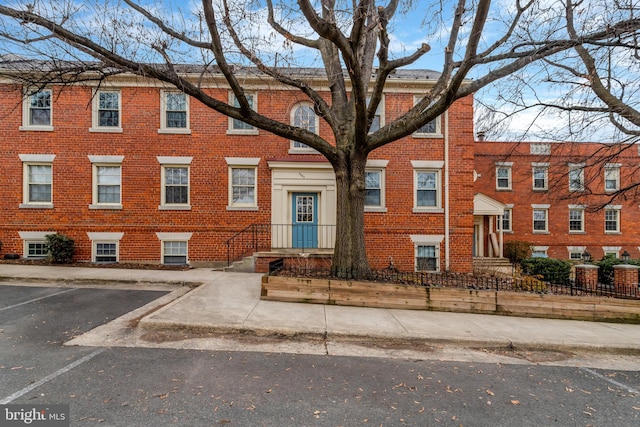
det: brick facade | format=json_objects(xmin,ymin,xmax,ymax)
[
  {"xmin": 0, "ymin": 71, "xmax": 475, "ymax": 272},
  {"xmin": 474, "ymin": 140, "xmax": 640, "ymax": 261}
]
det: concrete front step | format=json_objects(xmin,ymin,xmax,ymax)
[{"xmin": 224, "ymin": 255, "xmax": 256, "ymax": 273}]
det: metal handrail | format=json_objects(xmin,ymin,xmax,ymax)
[{"xmin": 225, "ymin": 223, "xmax": 336, "ymax": 266}]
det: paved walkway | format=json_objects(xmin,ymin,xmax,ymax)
[{"xmin": 1, "ymin": 264, "xmax": 640, "ymax": 354}]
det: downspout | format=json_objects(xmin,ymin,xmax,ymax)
[{"xmin": 444, "ymin": 112, "xmax": 450, "ymax": 271}]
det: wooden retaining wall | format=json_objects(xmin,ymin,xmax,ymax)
[{"xmin": 261, "ymin": 276, "xmax": 640, "ymax": 323}]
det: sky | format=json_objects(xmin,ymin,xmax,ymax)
[{"xmin": 1, "ymin": 0, "xmax": 635, "ymax": 143}]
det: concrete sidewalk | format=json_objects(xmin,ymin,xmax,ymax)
[{"xmin": 1, "ymin": 264, "xmax": 640, "ymax": 355}]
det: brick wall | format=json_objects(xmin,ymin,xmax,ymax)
[
  {"xmin": 0, "ymin": 76, "xmax": 475, "ymax": 272},
  {"xmin": 474, "ymin": 141, "xmax": 640, "ymax": 260}
]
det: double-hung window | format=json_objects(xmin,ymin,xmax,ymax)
[
  {"xmin": 412, "ymin": 161, "xmax": 443, "ymax": 211},
  {"xmin": 532, "ymin": 204, "xmax": 550, "ymax": 233},
  {"xmin": 88, "ymin": 232, "xmax": 124, "ymax": 263},
  {"xmin": 499, "ymin": 206, "xmax": 513, "ymax": 232},
  {"xmin": 604, "ymin": 164, "xmax": 620, "ymax": 192},
  {"xmin": 228, "ymin": 92, "xmax": 257, "ymax": 134},
  {"xmin": 225, "ymin": 158, "xmax": 260, "ymax": 210},
  {"xmin": 364, "ymin": 160, "xmax": 388, "ymax": 212},
  {"xmin": 91, "ymin": 90, "xmax": 122, "ymax": 132},
  {"xmin": 158, "ymin": 157, "xmax": 192, "ymax": 209},
  {"xmin": 157, "ymin": 232, "xmax": 192, "ymax": 265},
  {"xmin": 604, "ymin": 206, "xmax": 621, "ymax": 233},
  {"xmin": 290, "ymin": 103, "xmax": 318, "ymax": 152},
  {"xmin": 21, "ymin": 89, "xmax": 53, "ymax": 130},
  {"xmin": 568, "ymin": 205, "xmax": 585, "ymax": 233},
  {"xmin": 19, "ymin": 154, "xmax": 55, "ymax": 208},
  {"xmin": 412, "ymin": 96, "xmax": 442, "ymax": 137},
  {"xmin": 411, "ymin": 235, "xmax": 443, "ymax": 272},
  {"xmin": 532, "ymin": 163, "xmax": 548, "ymax": 190},
  {"xmin": 366, "ymin": 95, "xmax": 384, "ymax": 133},
  {"xmin": 496, "ymin": 162, "xmax": 512, "ymax": 190},
  {"xmin": 89, "ymin": 155, "xmax": 124, "ymax": 209},
  {"xmin": 160, "ymin": 91, "xmax": 190, "ymax": 133},
  {"xmin": 568, "ymin": 163, "xmax": 585, "ymax": 192}
]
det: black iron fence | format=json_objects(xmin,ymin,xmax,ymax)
[
  {"xmin": 270, "ymin": 264, "xmax": 640, "ymax": 300},
  {"xmin": 225, "ymin": 224, "xmax": 336, "ymax": 266}
]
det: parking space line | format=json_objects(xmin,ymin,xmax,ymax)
[
  {"xmin": 0, "ymin": 348, "xmax": 105, "ymax": 404},
  {"xmin": 581, "ymin": 367, "xmax": 640, "ymax": 394},
  {"xmin": 0, "ymin": 288, "xmax": 77, "ymax": 312}
]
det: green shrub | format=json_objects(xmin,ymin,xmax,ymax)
[
  {"xmin": 504, "ymin": 240, "xmax": 533, "ymax": 264},
  {"xmin": 45, "ymin": 233, "xmax": 75, "ymax": 264},
  {"xmin": 595, "ymin": 255, "xmax": 640, "ymax": 286},
  {"xmin": 520, "ymin": 257, "xmax": 572, "ymax": 284}
]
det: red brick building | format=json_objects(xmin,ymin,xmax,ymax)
[
  {"xmin": 0, "ymin": 68, "xmax": 475, "ymax": 272},
  {"xmin": 474, "ymin": 140, "xmax": 640, "ymax": 261}
]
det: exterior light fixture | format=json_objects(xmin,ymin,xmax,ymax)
[
  {"xmin": 621, "ymin": 250, "xmax": 631, "ymax": 262},
  {"xmin": 582, "ymin": 251, "xmax": 591, "ymax": 263}
]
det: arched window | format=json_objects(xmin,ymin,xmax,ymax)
[{"xmin": 290, "ymin": 103, "xmax": 318, "ymax": 152}]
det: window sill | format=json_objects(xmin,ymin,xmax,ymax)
[
  {"xmin": 288, "ymin": 148, "xmax": 319, "ymax": 154},
  {"xmin": 532, "ymin": 188, "xmax": 548, "ymax": 191},
  {"xmin": 158, "ymin": 128, "xmax": 191, "ymax": 135},
  {"xmin": 532, "ymin": 231, "xmax": 550, "ymax": 234},
  {"xmin": 227, "ymin": 205, "xmax": 259, "ymax": 211},
  {"xmin": 159, "ymin": 205, "xmax": 192, "ymax": 210},
  {"xmin": 365, "ymin": 207, "xmax": 388, "ymax": 213},
  {"xmin": 226, "ymin": 129, "xmax": 259, "ymax": 136},
  {"xmin": 413, "ymin": 208, "xmax": 444, "ymax": 213},
  {"xmin": 19, "ymin": 125, "xmax": 54, "ymax": 132},
  {"xmin": 89, "ymin": 204, "xmax": 123, "ymax": 210},
  {"xmin": 569, "ymin": 231, "xmax": 586, "ymax": 234},
  {"xmin": 496, "ymin": 188, "xmax": 512, "ymax": 191},
  {"xmin": 19, "ymin": 203, "xmax": 54, "ymax": 209},
  {"xmin": 605, "ymin": 231, "xmax": 622, "ymax": 235},
  {"xmin": 412, "ymin": 133, "xmax": 443, "ymax": 139},
  {"xmin": 89, "ymin": 127, "xmax": 123, "ymax": 133}
]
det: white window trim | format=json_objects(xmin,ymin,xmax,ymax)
[
  {"xmin": 365, "ymin": 159, "xmax": 388, "ymax": 212},
  {"xmin": 87, "ymin": 232, "xmax": 124, "ymax": 263},
  {"xmin": 495, "ymin": 162, "xmax": 513, "ymax": 190},
  {"xmin": 157, "ymin": 157, "xmax": 193, "ymax": 210},
  {"xmin": 499, "ymin": 205, "xmax": 514, "ymax": 233},
  {"xmin": 412, "ymin": 161, "xmax": 444, "ymax": 212},
  {"xmin": 90, "ymin": 89, "xmax": 123, "ymax": 133},
  {"xmin": 227, "ymin": 92, "xmax": 259, "ymax": 135},
  {"xmin": 289, "ymin": 102, "xmax": 319, "ymax": 153},
  {"xmin": 568, "ymin": 163, "xmax": 585, "ymax": 192},
  {"xmin": 156, "ymin": 232, "xmax": 192, "ymax": 265},
  {"xmin": 412, "ymin": 96, "xmax": 443, "ymax": 138},
  {"xmin": 568, "ymin": 246, "xmax": 586, "ymax": 261},
  {"xmin": 604, "ymin": 164, "xmax": 621, "ymax": 193},
  {"xmin": 604, "ymin": 205, "xmax": 622, "ymax": 234},
  {"xmin": 410, "ymin": 235, "xmax": 444, "ymax": 272},
  {"xmin": 602, "ymin": 246, "xmax": 622, "ymax": 258},
  {"xmin": 532, "ymin": 246, "xmax": 549, "ymax": 258},
  {"xmin": 532, "ymin": 204, "xmax": 550, "ymax": 234},
  {"xmin": 20, "ymin": 88, "xmax": 54, "ymax": 131},
  {"xmin": 531, "ymin": 163, "xmax": 549, "ymax": 191},
  {"xmin": 19, "ymin": 154, "xmax": 56, "ymax": 209},
  {"xmin": 568, "ymin": 205, "xmax": 586, "ymax": 234},
  {"xmin": 159, "ymin": 90, "xmax": 191, "ymax": 134},
  {"xmin": 88, "ymin": 155, "xmax": 124, "ymax": 209},
  {"xmin": 19, "ymin": 231, "xmax": 55, "ymax": 259},
  {"xmin": 367, "ymin": 95, "xmax": 385, "ymax": 133},
  {"xmin": 225, "ymin": 157, "xmax": 260, "ymax": 210}
]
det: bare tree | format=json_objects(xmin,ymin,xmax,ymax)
[{"xmin": 0, "ymin": 0, "xmax": 638, "ymax": 278}]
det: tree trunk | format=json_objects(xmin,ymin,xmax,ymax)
[{"xmin": 331, "ymin": 151, "xmax": 371, "ymax": 279}]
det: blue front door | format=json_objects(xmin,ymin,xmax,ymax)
[{"xmin": 292, "ymin": 193, "xmax": 318, "ymax": 249}]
